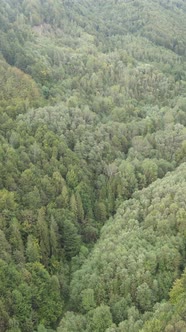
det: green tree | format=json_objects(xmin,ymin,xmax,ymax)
[
  {"xmin": 90, "ymin": 305, "xmax": 113, "ymax": 332},
  {"xmin": 36, "ymin": 208, "xmax": 50, "ymax": 267},
  {"xmin": 57, "ymin": 312, "xmax": 86, "ymax": 332},
  {"xmin": 62, "ymin": 220, "xmax": 81, "ymax": 260},
  {"xmin": 81, "ymin": 288, "xmax": 96, "ymax": 312},
  {"xmin": 26, "ymin": 235, "xmax": 41, "ymax": 263},
  {"xmin": 49, "ymin": 216, "xmax": 59, "ymax": 257}
]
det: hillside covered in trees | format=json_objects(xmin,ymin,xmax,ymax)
[{"xmin": 0, "ymin": 0, "xmax": 186, "ymax": 331}]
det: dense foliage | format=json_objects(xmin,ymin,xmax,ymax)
[
  {"xmin": 0, "ymin": 0, "xmax": 186, "ymax": 331},
  {"xmin": 62, "ymin": 164, "xmax": 186, "ymax": 331}
]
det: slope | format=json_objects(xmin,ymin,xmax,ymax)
[
  {"xmin": 59, "ymin": 163, "xmax": 186, "ymax": 331},
  {"xmin": 0, "ymin": 0, "xmax": 186, "ymax": 331}
]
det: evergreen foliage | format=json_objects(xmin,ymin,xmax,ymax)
[{"xmin": 0, "ymin": 0, "xmax": 186, "ymax": 331}]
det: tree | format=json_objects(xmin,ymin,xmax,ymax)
[
  {"xmin": 0, "ymin": 300, "xmax": 9, "ymax": 332},
  {"xmin": 81, "ymin": 288, "xmax": 96, "ymax": 312},
  {"xmin": 49, "ymin": 216, "xmax": 59, "ymax": 257},
  {"xmin": 8, "ymin": 218, "xmax": 25, "ymax": 264},
  {"xmin": 90, "ymin": 305, "xmax": 113, "ymax": 332},
  {"xmin": 36, "ymin": 208, "xmax": 50, "ymax": 267},
  {"xmin": 57, "ymin": 312, "xmax": 86, "ymax": 332},
  {"xmin": 62, "ymin": 220, "xmax": 81, "ymax": 260},
  {"xmin": 26, "ymin": 235, "xmax": 41, "ymax": 263},
  {"xmin": 136, "ymin": 282, "xmax": 153, "ymax": 312}
]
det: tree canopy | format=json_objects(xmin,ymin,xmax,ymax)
[{"xmin": 0, "ymin": 0, "xmax": 186, "ymax": 331}]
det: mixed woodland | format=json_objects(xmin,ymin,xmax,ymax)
[{"xmin": 0, "ymin": 0, "xmax": 186, "ymax": 331}]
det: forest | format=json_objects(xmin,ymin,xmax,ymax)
[{"xmin": 0, "ymin": 0, "xmax": 186, "ymax": 331}]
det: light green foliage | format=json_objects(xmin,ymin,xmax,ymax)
[
  {"xmin": 0, "ymin": 189, "xmax": 17, "ymax": 211},
  {"xmin": 57, "ymin": 312, "xmax": 86, "ymax": 332},
  {"xmin": 81, "ymin": 288, "xmax": 96, "ymax": 312},
  {"xmin": 140, "ymin": 271, "xmax": 186, "ymax": 332},
  {"xmin": 0, "ymin": 60, "xmax": 42, "ymax": 114},
  {"xmin": 90, "ymin": 305, "xmax": 113, "ymax": 332},
  {"xmin": 26, "ymin": 235, "xmax": 41, "ymax": 263},
  {"xmin": 69, "ymin": 165, "xmax": 186, "ymax": 330},
  {"xmin": 0, "ymin": 0, "xmax": 185, "ymax": 331}
]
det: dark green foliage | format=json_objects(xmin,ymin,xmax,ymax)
[
  {"xmin": 0, "ymin": 0, "xmax": 185, "ymax": 331},
  {"xmin": 67, "ymin": 164, "xmax": 186, "ymax": 330}
]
